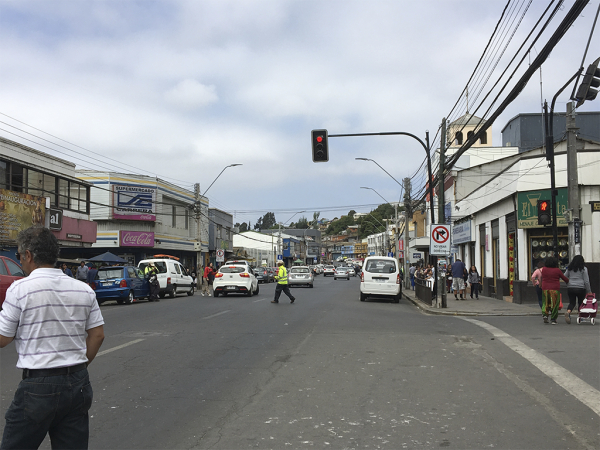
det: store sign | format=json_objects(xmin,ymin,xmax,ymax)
[
  {"xmin": 48, "ymin": 208, "xmax": 63, "ymax": 231},
  {"xmin": 517, "ymin": 189, "xmax": 567, "ymax": 228},
  {"xmin": 0, "ymin": 189, "xmax": 46, "ymax": 244},
  {"xmin": 66, "ymin": 233, "xmax": 82, "ymax": 240},
  {"xmin": 120, "ymin": 231, "xmax": 155, "ymax": 247},
  {"xmin": 112, "ymin": 185, "xmax": 156, "ymax": 221},
  {"xmin": 590, "ymin": 201, "xmax": 600, "ymax": 212},
  {"xmin": 452, "ymin": 221, "xmax": 471, "ymax": 244}
]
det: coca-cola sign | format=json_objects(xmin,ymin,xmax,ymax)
[{"xmin": 120, "ymin": 231, "xmax": 155, "ymax": 247}]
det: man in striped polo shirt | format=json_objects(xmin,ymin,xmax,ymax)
[{"xmin": 0, "ymin": 227, "xmax": 105, "ymax": 450}]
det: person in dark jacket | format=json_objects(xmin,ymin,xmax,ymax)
[
  {"xmin": 563, "ymin": 255, "xmax": 592, "ymax": 324},
  {"xmin": 541, "ymin": 257, "xmax": 569, "ymax": 325},
  {"xmin": 87, "ymin": 264, "xmax": 98, "ymax": 285},
  {"xmin": 468, "ymin": 266, "xmax": 481, "ymax": 299},
  {"xmin": 61, "ymin": 263, "xmax": 74, "ymax": 278}
]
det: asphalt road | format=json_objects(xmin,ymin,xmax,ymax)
[{"xmin": 1, "ymin": 274, "xmax": 598, "ymax": 449}]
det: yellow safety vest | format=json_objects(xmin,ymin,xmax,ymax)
[{"xmin": 276, "ymin": 266, "xmax": 288, "ymax": 284}]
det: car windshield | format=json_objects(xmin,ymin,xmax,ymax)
[
  {"xmin": 220, "ymin": 266, "xmax": 246, "ymax": 273},
  {"xmin": 325, "ymin": 265, "xmax": 334, "ymax": 269},
  {"xmin": 365, "ymin": 259, "xmax": 396, "ymax": 273},
  {"xmin": 139, "ymin": 262, "xmax": 168, "ymax": 274},
  {"xmin": 97, "ymin": 268, "xmax": 124, "ymax": 280},
  {"xmin": 291, "ymin": 268, "xmax": 309, "ymax": 273}
]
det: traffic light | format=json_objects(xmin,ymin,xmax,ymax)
[
  {"xmin": 311, "ymin": 129, "xmax": 329, "ymax": 163},
  {"xmin": 575, "ymin": 57, "xmax": 600, "ymax": 107},
  {"xmin": 537, "ymin": 199, "xmax": 551, "ymax": 226}
]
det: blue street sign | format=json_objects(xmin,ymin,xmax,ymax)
[
  {"xmin": 277, "ymin": 255, "xmax": 283, "ymax": 260},
  {"xmin": 387, "ymin": 252, "xmax": 394, "ymax": 257}
]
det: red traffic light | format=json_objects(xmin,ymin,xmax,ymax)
[
  {"xmin": 539, "ymin": 201, "xmax": 549, "ymax": 211},
  {"xmin": 316, "ymin": 136, "xmax": 323, "ymax": 143}
]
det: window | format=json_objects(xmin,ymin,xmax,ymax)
[
  {"xmin": 467, "ymin": 130, "xmax": 474, "ymax": 140},
  {"xmin": 27, "ymin": 170, "xmax": 43, "ymax": 197},
  {"xmin": 58, "ymin": 179, "xmax": 69, "ymax": 208},
  {"xmin": 184, "ymin": 208, "xmax": 189, "ymax": 230},
  {"xmin": 10, "ymin": 163, "xmax": 24, "ymax": 192},
  {"xmin": 127, "ymin": 267, "xmax": 137, "ymax": 278},
  {"xmin": 0, "ymin": 260, "xmax": 7, "ymax": 275},
  {"xmin": 5, "ymin": 259, "xmax": 24, "ymax": 277},
  {"xmin": 79, "ymin": 186, "xmax": 88, "ymax": 213},
  {"xmin": 480, "ymin": 132, "xmax": 487, "ymax": 145},
  {"xmin": 217, "ymin": 225, "xmax": 222, "ymax": 239},
  {"xmin": 172, "ymin": 205, "xmax": 177, "ymax": 227},
  {"xmin": 43, "ymin": 174, "xmax": 56, "ymax": 205},
  {"xmin": 0, "ymin": 160, "xmax": 6, "ymax": 189},
  {"xmin": 70, "ymin": 182, "xmax": 80, "ymax": 211},
  {"xmin": 455, "ymin": 131, "xmax": 463, "ymax": 145},
  {"xmin": 175, "ymin": 264, "xmax": 181, "ymax": 275}
]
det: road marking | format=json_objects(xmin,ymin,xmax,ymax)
[
  {"xmin": 253, "ymin": 298, "xmax": 268, "ymax": 302},
  {"xmin": 96, "ymin": 339, "xmax": 145, "ymax": 357},
  {"xmin": 203, "ymin": 310, "xmax": 231, "ymax": 320},
  {"xmin": 461, "ymin": 317, "xmax": 600, "ymax": 417}
]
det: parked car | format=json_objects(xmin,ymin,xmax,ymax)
[
  {"xmin": 91, "ymin": 266, "xmax": 150, "ymax": 305},
  {"xmin": 334, "ymin": 266, "xmax": 350, "ymax": 280},
  {"xmin": 323, "ymin": 265, "xmax": 335, "ymax": 277},
  {"xmin": 138, "ymin": 255, "xmax": 194, "ymax": 298},
  {"xmin": 213, "ymin": 264, "xmax": 259, "ymax": 297},
  {"xmin": 360, "ymin": 256, "xmax": 402, "ymax": 303},
  {"xmin": 288, "ymin": 266, "xmax": 314, "ymax": 288},
  {"xmin": 0, "ymin": 256, "xmax": 25, "ymax": 309}
]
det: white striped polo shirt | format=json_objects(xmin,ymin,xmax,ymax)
[{"xmin": 0, "ymin": 268, "xmax": 104, "ymax": 369}]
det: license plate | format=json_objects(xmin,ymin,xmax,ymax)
[
  {"xmin": 227, "ymin": 286, "xmax": 236, "ymax": 290},
  {"xmin": 374, "ymin": 278, "xmax": 387, "ymax": 283},
  {"xmin": 102, "ymin": 282, "xmax": 113, "ymax": 286}
]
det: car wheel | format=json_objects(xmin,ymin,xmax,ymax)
[
  {"xmin": 214, "ymin": 291, "xmax": 219, "ymax": 298},
  {"xmin": 360, "ymin": 292, "xmax": 366, "ymax": 302},
  {"xmin": 309, "ymin": 284, "xmax": 313, "ymax": 288},
  {"xmin": 187, "ymin": 286, "xmax": 194, "ymax": 296},
  {"xmin": 247, "ymin": 286, "xmax": 253, "ymax": 297},
  {"xmin": 393, "ymin": 293, "xmax": 400, "ymax": 303},
  {"xmin": 159, "ymin": 291, "xmax": 166, "ymax": 299},
  {"xmin": 254, "ymin": 284, "xmax": 260, "ymax": 295},
  {"xmin": 169, "ymin": 285, "xmax": 176, "ymax": 298},
  {"xmin": 125, "ymin": 291, "xmax": 134, "ymax": 305}
]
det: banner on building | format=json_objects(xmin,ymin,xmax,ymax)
[
  {"xmin": 119, "ymin": 231, "xmax": 155, "ymax": 247},
  {"xmin": 112, "ymin": 185, "xmax": 156, "ymax": 221},
  {"xmin": 0, "ymin": 189, "xmax": 46, "ymax": 244}
]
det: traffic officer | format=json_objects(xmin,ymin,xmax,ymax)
[
  {"xmin": 272, "ymin": 260, "xmax": 296, "ymax": 304},
  {"xmin": 144, "ymin": 262, "xmax": 160, "ymax": 301}
]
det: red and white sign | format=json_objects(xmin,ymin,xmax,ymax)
[
  {"xmin": 216, "ymin": 249, "xmax": 225, "ymax": 262},
  {"xmin": 398, "ymin": 240, "xmax": 404, "ymax": 251},
  {"xmin": 430, "ymin": 224, "xmax": 451, "ymax": 256},
  {"xmin": 120, "ymin": 231, "xmax": 155, "ymax": 247}
]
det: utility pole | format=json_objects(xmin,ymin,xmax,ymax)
[
  {"xmin": 403, "ymin": 177, "xmax": 412, "ymax": 287},
  {"xmin": 437, "ymin": 118, "xmax": 447, "ymax": 308},
  {"xmin": 566, "ymin": 102, "xmax": 581, "ymax": 259},
  {"xmin": 194, "ymin": 183, "xmax": 202, "ymax": 271}
]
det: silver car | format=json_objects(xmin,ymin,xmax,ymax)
[
  {"xmin": 288, "ymin": 266, "xmax": 314, "ymax": 288},
  {"xmin": 323, "ymin": 265, "xmax": 335, "ymax": 277},
  {"xmin": 334, "ymin": 266, "xmax": 350, "ymax": 280}
]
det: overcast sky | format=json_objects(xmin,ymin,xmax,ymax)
[{"xmin": 1, "ymin": 0, "xmax": 599, "ymax": 227}]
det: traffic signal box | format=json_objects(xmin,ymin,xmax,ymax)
[
  {"xmin": 537, "ymin": 199, "xmax": 552, "ymax": 226},
  {"xmin": 575, "ymin": 57, "xmax": 600, "ymax": 107},
  {"xmin": 311, "ymin": 129, "xmax": 329, "ymax": 162}
]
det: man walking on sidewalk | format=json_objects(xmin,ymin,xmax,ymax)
[
  {"xmin": 272, "ymin": 260, "xmax": 296, "ymax": 304},
  {"xmin": 451, "ymin": 258, "xmax": 466, "ymax": 300}
]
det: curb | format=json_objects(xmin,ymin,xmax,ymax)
[{"xmin": 402, "ymin": 291, "xmax": 541, "ymax": 317}]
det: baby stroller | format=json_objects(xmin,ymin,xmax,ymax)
[{"xmin": 577, "ymin": 293, "xmax": 597, "ymax": 325}]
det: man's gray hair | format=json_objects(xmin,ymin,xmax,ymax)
[{"xmin": 16, "ymin": 227, "xmax": 60, "ymax": 266}]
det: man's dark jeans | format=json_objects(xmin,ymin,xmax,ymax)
[
  {"xmin": 274, "ymin": 283, "xmax": 295, "ymax": 302},
  {"xmin": 1, "ymin": 369, "xmax": 92, "ymax": 450}
]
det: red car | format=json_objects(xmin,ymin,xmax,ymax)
[{"xmin": 0, "ymin": 256, "xmax": 25, "ymax": 309}]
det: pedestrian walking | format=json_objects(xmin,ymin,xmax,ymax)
[
  {"xmin": 0, "ymin": 227, "xmax": 105, "ymax": 450},
  {"xmin": 76, "ymin": 260, "xmax": 89, "ymax": 282},
  {"xmin": 468, "ymin": 265, "xmax": 481, "ymax": 299},
  {"xmin": 272, "ymin": 260, "xmax": 296, "ymax": 304},
  {"xmin": 61, "ymin": 262, "xmax": 73, "ymax": 277},
  {"xmin": 540, "ymin": 256, "xmax": 569, "ymax": 324},
  {"xmin": 563, "ymin": 255, "xmax": 592, "ymax": 324},
  {"xmin": 202, "ymin": 263, "xmax": 215, "ymax": 297},
  {"xmin": 451, "ymin": 259, "xmax": 466, "ymax": 300},
  {"xmin": 409, "ymin": 264, "xmax": 416, "ymax": 290},
  {"xmin": 531, "ymin": 260, "xmax": 544, "ymax": 308},
  {"xmin": 446, "ymin": 267, "xmax": 453, "ymax": 293}
]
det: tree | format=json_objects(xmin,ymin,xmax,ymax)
[
  {"xmin": 312, "ymin": 212, "xmax": 320, "ymax": 228},
  {"xmin": 296, "ymin": 216, "xmax": 310, "ymax": 229}
]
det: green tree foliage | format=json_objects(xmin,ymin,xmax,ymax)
[
  {"xmin": 254, "ymin": 212, "xmax": 276, "ymax": 231},
  {"xmin": 296, "ymin": 216, "xmax": 310, "ymax": 229},
  {"xmin": 235, "ymin": 222, "xmax": 249, "ymax": 232}
]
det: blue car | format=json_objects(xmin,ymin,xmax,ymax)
[{"xmin": 91, "ymin": 266, "xmax": 150, "ymax": 305}]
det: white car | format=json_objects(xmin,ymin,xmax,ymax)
[
  {"xmin": 213, "ymin": 264, "xmax": 259, "ymax": 297},
  {"xmin": 359, "ymin": 256, "xmax": 402, "ymax": 303},
  {"xmin": 288, "ymin": 266, "xmax": 314, "ymax": 288},
  {"xmin": 323, "ymin": 265, "xmax": 335, "ymax": 277},
  {"xmin": 138, "ymin": 256, "xmax": 194, "ymax": 298}
]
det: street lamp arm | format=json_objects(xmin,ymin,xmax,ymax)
[
  {"xmin": 360, "ymin": 186, "xmax": 390, "ymax": 204},
  {"xmin": 202, "ymin": 164, "xmax": 242, "ymax": 196},
  {"xmin": 356, "ymin": 158, "xmax": 403, "ymax": 190}
]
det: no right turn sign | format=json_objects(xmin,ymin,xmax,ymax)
[{"xmin": 430, "ymin": 224, "xmax": 451, "ymax": 255}]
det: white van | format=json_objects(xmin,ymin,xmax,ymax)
[
  {"xmin": 138, "ymin": 256, "xmax": 194, "ymax": 298},
  {"xmin": 359, "ymin": 256, "xmax": 402, "ymax": 303}
]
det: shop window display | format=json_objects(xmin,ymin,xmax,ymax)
[{"xmin": 530, "ymin": 234, "xmax": 569, "ymax": 272}]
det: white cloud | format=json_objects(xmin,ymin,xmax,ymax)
[{"xmin": 164, "ymin": 79, "xmax": 219, "ymax": 110}]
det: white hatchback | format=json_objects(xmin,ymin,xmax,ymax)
[
  {"xmin": 360, "ymin": 256, "xmax": 402, "ymax": 303},
  {"xmin": 213, "ymin": 264, "xmax": 259, "ymax": 297}
]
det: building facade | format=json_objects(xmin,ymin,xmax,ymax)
[{"xmin": 208, "ymin": 208, "xmax": 234, "ymax": 265}]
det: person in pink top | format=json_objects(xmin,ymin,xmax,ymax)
[
  {"xmin": 531, "ymin": 260, "xmax": 544, "ymax": 308},
  {"xmin": 541, "ymin": 257, "xmax": 569, "ymax": 324}
]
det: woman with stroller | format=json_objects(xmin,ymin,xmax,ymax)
[
  {"xmin": 468, "ymin": 266, "xmax": 481, "ymax": 299},
  {"xmin": 563, "ymin": 255, "xmax": 592, "ymax": 324},
  {"xmin": 540, "ymin": 257, "xmax": 569, "ymax": 325}
]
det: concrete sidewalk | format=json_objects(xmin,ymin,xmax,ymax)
[{"xmin": 403, "ymin": 286, "xmax": 542, "ymax": 316}]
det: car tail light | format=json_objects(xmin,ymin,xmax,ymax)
[
  {"xmin": 239, "ymin": 273, "xmax": 250, "ymax": 278},
  {"xmin": 361, "ymin": 272, "xmax": 364, "ymax": 282},
  {"xmin": 396, "ymin": 273, "xmax": 400, "ymax": 284},
  {"xmin": 90, "ymin": 282, "xmax": 97, "ymax": 290},
  {"xmin": 167, "ymin": 277, "xmax": 171, "ymax": 285},
  {"xmin": 120, "ymin": 279, "xmax": 127, "ymax": 288},
  {"xmin": 215, "ymin": 273, "xmax": 224, "ymax": 278}
]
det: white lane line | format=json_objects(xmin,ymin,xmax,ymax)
[
  {"xmin": 203, "ymin": 310, "xmax": 231, "ymax": 320},
  {"xmin": 97, "ymin": 339, "xmax": 145, "ymax": 357},
  {"xmin": 253, "ymin": 298, "xmax": 268, "ymax": 302},
  {"xmin": 461, "ymin": 317, "xmax": 600, "ymax": 417}
]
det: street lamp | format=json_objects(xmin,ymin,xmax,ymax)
[
  {"xmin": 361, "ymin": 187, "xmax": 393, "ymax": 256},
  {"xmin": 195, "ymin": 164, "xmax": 242, "ymax": 270}
]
